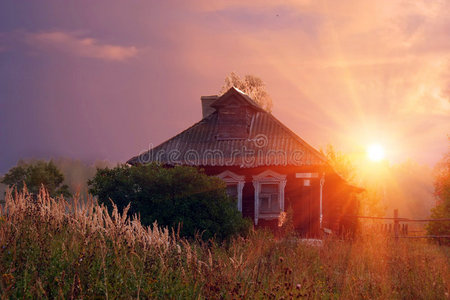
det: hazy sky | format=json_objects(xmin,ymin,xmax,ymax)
[{"xmin": 0, "ymin": 0, "xmax": 449, "ymax": 174}]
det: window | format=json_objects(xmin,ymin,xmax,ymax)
[
  {"xmin": 252, "ymin": 170, "xmax": 287, "ymax": 225},
  {"xmin": 259, "ymin": 184, "xmax": 279, "ymax": 213},
  {"xmin": 226, "ymin": 184, "xmax": 238, "ymax": 200},
  {"xmin": 216, "ymin": 171, "xmax": 245, "ymax": 212}
]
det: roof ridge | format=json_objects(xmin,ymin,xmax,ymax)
[
  {"xmin": 213, "ymin": 87, "xmax": 264, "ymax": 111},
  {"xmin": 232, "ymin": 86, "xmax": 264, "ymax": 109}
]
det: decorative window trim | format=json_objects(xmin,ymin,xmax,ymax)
[
  {"xmin": 216, "ymin": 170, "xmax": 245, "ymax": 212},
  {"xmin": 252, "ymin": 170, "xmax": 287, "ymax": 225}
]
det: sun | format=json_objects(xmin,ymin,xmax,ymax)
[{"xmin": 367, "ymin": 143, "xmax": 385, "ymax": 162}]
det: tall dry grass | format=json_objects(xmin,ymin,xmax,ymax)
[{"xmin": 0, "ymin": 188, "xmax": 449, "ymax": 299}]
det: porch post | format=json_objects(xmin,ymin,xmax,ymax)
[
  {"xmin": 237, "ymin": 181, "xmax": 244, "ymax": 213},
  {"xmin": 253, "ymin": 181, "xmax": 259, "ymax": 225},
  {"xmin": 320, "ymin": 173, "xmax": 325, "ymax": 229}
]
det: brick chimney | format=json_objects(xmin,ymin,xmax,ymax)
[{"xmin": 200, "ymin": 95, "xmax": 218, "ymax": 118}]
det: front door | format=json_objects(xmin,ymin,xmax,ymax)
[{"xmin": 291, "ymin": 184, "xmax": 315, "ymax": 236}]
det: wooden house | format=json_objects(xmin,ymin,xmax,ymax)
[{"xmin": 127, "ymin": 87, "xmax": 361, "ymax": 236}]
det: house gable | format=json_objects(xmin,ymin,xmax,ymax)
[
  {"xmin": 212, "ymin": 87, "xmax": 262, "ymax": 140},
  {"xmin": 211, "ymin": 87, "xmax": 264, "ymax": 112}
]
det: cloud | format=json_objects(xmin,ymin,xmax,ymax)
[{"xmin": 24, "ymin": 31, "xmax": 138, "ymax": 61}]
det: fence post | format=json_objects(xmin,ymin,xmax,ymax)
[{"xmin": 394, "ymin": 209, "xmax": 399, "ymax": 241}]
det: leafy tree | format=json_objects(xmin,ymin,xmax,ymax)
[
  {"xmin": 220, "ymin": 72, "xmax": 273, "ymax": 112},
  {"xmin": 321, "ymin": 144, "xmax": 385, "ymax": 218},
  {"xmin": 427, "ymin": 149, "xmax": 450, "ymax": 237},
  {"xmin": 322, "ymin": 144, "xmax": 357, "ymax": 183},
  {"xmin": 1, "ymin": 160, "xmax": 71, "ymax": 197},
  {"xmin": 88, "ymin": 163, "xmax": 251, "ymax": 241}
]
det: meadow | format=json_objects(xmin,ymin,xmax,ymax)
[{"xmin": 0, "ymin": 189, "xmax": 448, "ymax": 299}]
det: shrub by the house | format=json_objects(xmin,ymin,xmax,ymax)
[{"xmin": 88, "ymin": 163, "xmax": 251, "ymax": 240}]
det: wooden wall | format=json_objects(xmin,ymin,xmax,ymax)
[
  {"xmin": 203, "ymin": 165, "xmax": 329, "ymax": 237},
  {"xmin": 203, "ymin": 165, "xmax": 359, "ymax": 237}
]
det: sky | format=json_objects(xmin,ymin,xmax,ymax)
[{"xmin": 0, "ymin": 0, "xmax": 449, "ymax": 174}]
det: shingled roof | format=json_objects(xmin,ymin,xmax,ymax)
[{"xmin": 127, "ymin": 87, "xmax": 326, "ymax": 168}]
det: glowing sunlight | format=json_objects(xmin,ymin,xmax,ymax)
[{"xmin": 367, "ymin": 143, "xmax": 385, "ymax": 162}]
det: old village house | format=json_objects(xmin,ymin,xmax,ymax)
[{"xmin": 128, "ymin": 87, "xmax": 362, "ymax": 236}]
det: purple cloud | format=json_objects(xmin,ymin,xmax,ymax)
[{"xmin": 24, "ymin": 30, "xmax": 138, "ymax": 61}]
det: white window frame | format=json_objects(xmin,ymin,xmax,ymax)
[
  {"xmin": 252, "ymin": 170, "xmax": 287, "ymax": 225},
  {"xmin": 216, "ymin": 170, "xmax": 245, "ymax": 212}
]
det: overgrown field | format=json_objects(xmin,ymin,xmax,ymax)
[{"xmin": 0, "ymin": 190, "xmax": 449, "ymax": 299}]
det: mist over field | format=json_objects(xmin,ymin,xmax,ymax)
[{"xmin": 0, "ymin": 158, "xmax": 117, "ymax": 201}]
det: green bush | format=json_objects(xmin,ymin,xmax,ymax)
[
  {"xmin": 88, "ymin": 163, "xmax": 251, "ymax": 241},
  {"xmin": 1, "ymin": 160, "xmax": 71, "ymax": 198}
]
